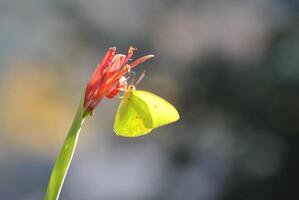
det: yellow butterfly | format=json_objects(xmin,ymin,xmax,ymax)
[{"xmin": 114, "ymin": 84, "xmax": 180, "ymax": 137}]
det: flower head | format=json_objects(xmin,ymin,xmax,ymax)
[{"xmin": 84, "ymin": 47, "xmax": 154, "ymax": 114}]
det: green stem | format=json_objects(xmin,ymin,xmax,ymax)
[{"xmin": 45, "ymin": 97, "xmax": 86, "ymax": 200}]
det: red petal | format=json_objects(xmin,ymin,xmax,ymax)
[
  {"xmin": 106, "ymin": 76, "xmax": 127, "ymax": 98},
  {"xmin": 84, "ymin": 47, "xmax": 116, "ymax": 107},
  {"xmin": 107, "ymin": 54, "xmax": 126, "ymax": 73}
]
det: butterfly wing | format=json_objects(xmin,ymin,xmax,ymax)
[
  {"xmin": 114, "ymin": 91, "xmax": 153, "ymax": 137},
  {"xmin": 132, "ymin": 90, "xmax": 180, "ymax": 129}
]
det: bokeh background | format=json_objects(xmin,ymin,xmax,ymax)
[{"xmin": 0, "ymin": 0, "xmax": 299, "ymax": 199}]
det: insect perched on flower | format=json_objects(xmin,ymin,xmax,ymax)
[
  {"xmin": 83, "ymin": 46, "xmax": 180, "ymax": 136},
  {"xmin": 45, "ymin": 47, "xmax": 179, "ymax": 200},
  {"xmin": 84, "ymin": 47, "xmax": 154, "ymax": 115},
  {"xmin": 113, "ymin": 75, "xmax": 180, "ymax": 137}
]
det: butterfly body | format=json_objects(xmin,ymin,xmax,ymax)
[{"xmin": 114, "ymin": 85, "xmax": 180, "ymax": 137}]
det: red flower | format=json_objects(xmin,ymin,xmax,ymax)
[{"xmin": 84, "ymin": 46, "xmax": 154, "ymax": 114}]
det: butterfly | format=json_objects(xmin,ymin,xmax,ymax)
[{"xmin": 114, "ymin": 84, "xmax": 180, "ymax": 137}]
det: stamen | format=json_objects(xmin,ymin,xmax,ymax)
[
  {"xmin": 127, "ymin": 70, "xmax": 136, "ymax": 85},
  {"xmin": 127, "ymin": 64, "xmax": 131, "ymax": 73},
  {"xmin": 135, "ymin": 71, "xmax": 146, "ymax": 86},
  {"xmin": 129, "ymin": 55, "xmax": 155, "ymax": 68}
]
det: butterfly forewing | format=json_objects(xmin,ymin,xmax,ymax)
[{"xmin": 114, "ymin": 91, "xmax": 153, "ymax": 137}]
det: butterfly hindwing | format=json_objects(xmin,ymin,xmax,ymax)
[{"xmin": 132, "ymin": 90, "xmax": 180, "ymax": 129}]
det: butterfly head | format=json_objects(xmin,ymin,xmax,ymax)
[{"xmin": 127, "ymin": 84, "xmax": 136, "ymax": 92}]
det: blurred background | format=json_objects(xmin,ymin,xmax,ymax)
[{"xmin": 0, "ymin": 0, "xmax": 298, "ymax": 199}]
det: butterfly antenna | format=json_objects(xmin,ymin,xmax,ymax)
[
  {"xmin": 127, "ymin": 69, "xmax": 136, "ymax": 85},
  {"xmin": 135, "ymin": 70, "xmax": 146, "ymax": 86}
]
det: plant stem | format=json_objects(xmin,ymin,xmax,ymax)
[{"xmin": 45, "ymin": 97, "xmax": 85, "ymax": 200}]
